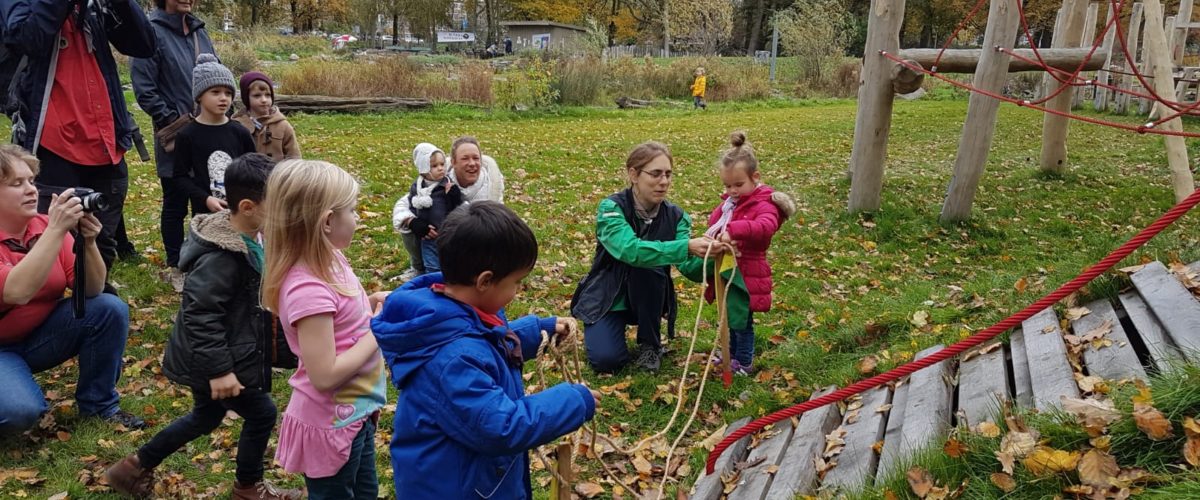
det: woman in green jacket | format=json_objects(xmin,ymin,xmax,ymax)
[{"xmin": 571, "ymin": 142, "xmax": 728, "ymax": 373}]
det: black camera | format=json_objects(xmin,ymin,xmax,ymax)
[{"xmin": 72, "ymin": 187, "xmax": 108, "ymax": 213}]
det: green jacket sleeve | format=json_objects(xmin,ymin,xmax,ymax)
[
  {"xmin": 675, "ymin": 214, "xmax": 711, "ymax": 283},
  {"xmin": 596, "ymin": 198, "xmax": 690, "ymax": 268}
]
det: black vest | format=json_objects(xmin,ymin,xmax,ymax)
[{"xmin": 571, "ymin": 189, "xmax": 681, "ymax": 339}]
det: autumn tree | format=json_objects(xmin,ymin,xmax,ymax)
[
  {"xmin": 399, "ymin": 0, "xmax": 453, "ymax": 48},
  {"xmin": 671, "ymin": 0, "xmax": 733, "ymax": 53},
  {"xmin": 775, "ymin": 0, "xmax": 851, "ymax": 84}
]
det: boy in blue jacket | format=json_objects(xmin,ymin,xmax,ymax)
[{"xmin": 373, "ymin": 201, "xmax": 599, "ymax": 499}]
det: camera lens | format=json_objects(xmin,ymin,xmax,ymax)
[{"xmin": 80, "ymin": 192, "xmax": 108, "ymax": 212}]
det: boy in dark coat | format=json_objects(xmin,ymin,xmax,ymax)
[{"xmin": 105, "ymin": 154, "xmax": 301, "ymax": 500}]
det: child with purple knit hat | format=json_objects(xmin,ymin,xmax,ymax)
[{"xmin": 233, "ymin": 71, "xmax": 301, "ymax": 161}]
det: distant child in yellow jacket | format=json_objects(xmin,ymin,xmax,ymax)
[{"xmin": 691, "ymin": 67, "xmax": 707, "ymax": 110}]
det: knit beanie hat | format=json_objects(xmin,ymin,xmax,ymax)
[
  {"xmin": 239, "ymin": 71, "xmax": 275, "ymax": 109},
  {"xmin": 412, "ymin": 143, "xmax": 443, "ymax": 175},
  {"xmin": 192, "ymin": 53, "xmax": 236, "ymax": 102}
]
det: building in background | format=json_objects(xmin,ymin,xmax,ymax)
[{"xmin": 500, "ymin": 21, "xmax": 586, "ymax": 51}]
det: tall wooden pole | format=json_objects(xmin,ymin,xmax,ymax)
[
  {"xmin": 1093, "ymin": 2, "xmax": 1118, "ymax": 111},
  {"xmin": 848, "ymin": 0, "xmax": 907, "ymax": 213},
  {"xmin": 1143, "ymin": 0, "xmax": 1196, "ymax": 202},
  {"xmin": 1040, "ymin": 0, "xmax": 1089, "ymax": 174},
  {"xmin": 1115, "ymin": 3, "xmax": 1144, "ymax": 114},
  {"xmin": 1072, "ymin": 2, "xmax": 1100, "ymax": 109},
  {"xmin": 940, "ymin": 0, "xmax": 1021, "ymax": 222}
]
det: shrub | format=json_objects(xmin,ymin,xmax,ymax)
[
  {"xmin": 219, "ymin": 40, "xmax": 260, "ymax": 75},
  {"xmin": 775, "ymin": 0, "xmax": 853, "ymax": 87},
  {"xmin": 494, "ymin": 57, "xmax": 559, "ymax": 110},
  {"xmin": 555, "ymin": 55, "xmax": 606, "ymax": 106},
  {"xmin": 275, "ymin": 56, "xmax": 493, "ymax": 105}
]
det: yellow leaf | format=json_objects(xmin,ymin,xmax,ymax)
[
  {"xmin": 632, "ymin": 455, "xmax": 653, "ymax": 477},
  {"xmin": 989, "ymin": 472, "xmax": 1016, "ymax": 493},
  {"xmin": 1023, "ymin": 446, "xmax": 1080, "ymax": 476},
  {"xmin": 906, "ymin": 467, "xmax": 934, "ymax": 498},
  {"xmin": 1131, "ymin": 380, "xmax": 1153, "ymax": 405},
  {"xmin": 1077, "ymin": 449, "xmax": 1120, "ymax": 488},
  {"xmin": 1014, "ymin": 277, "xmax": 1028, "ymax": 293},
  {"xmin": 1134, "ymin": 403, "xmax": 1174, "ymax": 441},
  {"xmin": 975, "ymin": 421, "xmax": 1001, "ymax": 438}
]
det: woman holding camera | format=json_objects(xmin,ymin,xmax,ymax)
[{"xmin": 0, "ymin": 145, "xmax": 142, "ymax": 436}]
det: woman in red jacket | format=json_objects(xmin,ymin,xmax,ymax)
[{"xmin": 704, "ymin": 132, "xmax": 795, "ymax": 374}]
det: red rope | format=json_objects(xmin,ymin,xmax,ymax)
[
  {"xmin": 934, "ymin": 0, "xmax": 991, "ymax": 70},
  {"xmin": 705, "ymin": 187, "xmax": 1200, "ymax": 474}
]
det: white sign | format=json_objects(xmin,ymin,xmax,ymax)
[{"xmin": 437, "ymin": 31, "xmax": 476, "ymax": 43}]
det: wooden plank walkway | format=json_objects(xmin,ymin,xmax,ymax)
[{"xmin": 691, "ymin": 260, "xmax": 1200, "ymax": 498}]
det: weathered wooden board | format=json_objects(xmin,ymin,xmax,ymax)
[
  {"xmin": 957, "ymin": 342, "xmax": 1010, "ymax": 425},
  {"xmin": 764, "ymin": 387, "xmax": 842, "ymax": 500},
  {"xmin": 727, "ymin": 417, "xmax": 796, "ymax": 500},
  {"xmin": 874, "ymin": 378, "xmax": 910, "ymax": 483},
  {"xmin": 819, "ymin": 385, "xmax": 892, "ymax": 492},
  {"xmin": 1021, "ymin": 308, "xmax": 1080, "ymax": 411},
  {"xmin": 692, "ymin": 417, "xmax": 753, "ymax": 500},
  {"xmin": 1009, "ymin": 328, "xmax": 1035, "ymax": 408},
  {"xmin": 1119, "ymin": 291, "xmax": 1182, "ymax": 371},
  {"xmin": 1072, "ymin": 299, "xmax": 1148, "ymax": 382},
  {"xmin": 1129, "ymin": 262, "xmax": 1200, "ymax": 363},
  {"xmin": 891, "ymin": 345, "xmax": 953, "ymax": 467}
]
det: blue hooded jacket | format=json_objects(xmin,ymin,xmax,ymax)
[{"xmin": 372, "ymin": 273, "xmax": 596, "ymax": 499}]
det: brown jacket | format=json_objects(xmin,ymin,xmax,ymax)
[{"xmin": 232, "ymin": 107, "xmax": 301, "ymax": 162}]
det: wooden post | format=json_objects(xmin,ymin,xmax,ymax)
[
  {"xmin": 1073, "ymin": 2, "xmax": 1100, "ymax": 109},
  {"xmin": 940, "ymin": 0, "xmax": 1022, "ymax": 222},
  {"xmin": 1143, "ymin": 0, "xmax": 1196, "ymax": 201},
  {"xmin": 1040, "ymin": 6, "xmax": 1069, "ymax": 98},
  {"xmin": 848, "ymin": 0, "xmax": 907, "ymax": 213},
  {"xmin": 1116, "ymin": 3, "xmax": 1145, "ymax": 114},
  {"xmin": 1039, "ymin": 0, "xmax": 1089, "ymax": 174},
  {"xmin": 715, "ymin": 266, "xmax": 732, "ymax": 387},
  {"xmin": 1094, "ymin": 2, "xmax": 1119, "ymax": 111},
  {"xmin": 549, "ymin": 443, "xmax": 573, "ymax": 500}
]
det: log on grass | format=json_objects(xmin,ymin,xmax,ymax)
[{"xmin": 274, "ymin": 94, "xmax": 432, "ymax": 113}]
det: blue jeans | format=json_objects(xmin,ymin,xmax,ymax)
[
  {"xmin": 137, "ymin": 388, "xmax": 277, "ymax": 484},
  {"xmin": 420, "ymin": 239, "xmax": 440, "ymax": 274},
  {"xmin": 0, "ymin": 295, "xmax": 130, "ymax": 435},
  {"xmin": 728, "ymin": 312, "xmax": 755, "ymax": 367},
  {"xmin": 305, "ymin": 418, "xmax": 378, "ymax": 500}
]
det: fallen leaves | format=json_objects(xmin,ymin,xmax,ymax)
[
  {"xmin": 1061, "ymin": 396, "xmax": 1122, "ymax": 436},
  {"xmin": 856, "ymin": 355, "xmax": 879, "ymax": 375},
  {"xmin": 942, "ymin": 438, "xmax": 968, "ymax": 458},
  {"xmin": 1184, "ymin": 417, "xmax": 1200, "ymax": 467},
  {"xmin": 989, "ymin": 472, "xmax": 1016, "ymax": 493},
  {"xmin": 1077, "ymin": 449, "xmax": 1120, "ymax": 489},
  {"xmin": 1065, "ymin": 307, "xmax": 1092, "ymax": 321},
  {"xmin": 911, "ymin": 310, "xmax": 929, "ymax": 328},
  {"xmin": 1023, "ymin": 446, "xmax": 1080, "ymax": 476},
  {"xmin": 1134, "ymin": 403, "xmax": 1174, "ymax": 441}
]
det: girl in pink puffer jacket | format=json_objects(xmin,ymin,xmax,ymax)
[{"xmin": 704, "ymin": 131, "xmax": 795, "ymax": 374}]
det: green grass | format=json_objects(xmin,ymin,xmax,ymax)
[{"xmin": 3, "ymin": 96, "xmax": 1200, "ymax": 498}]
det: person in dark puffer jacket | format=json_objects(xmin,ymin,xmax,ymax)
[{"xmin": 105, "ymin": 154, "xmax": 302, "ymax": 500}]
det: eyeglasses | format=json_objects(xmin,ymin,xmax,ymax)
[{"xmin": 638, "ymin": 169, "xmax": 673, "ymax": 180}]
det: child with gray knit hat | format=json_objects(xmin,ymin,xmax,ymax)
[{"xmin": 161, "ymin": 53, "xmax": 256, "ymax": 291}]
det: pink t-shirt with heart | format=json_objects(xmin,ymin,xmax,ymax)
[{"xmin": 274, "ymin": 252, "xmax": 387, "ymax": 478}]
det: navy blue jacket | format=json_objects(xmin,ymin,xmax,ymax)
[
  {"xmin": 373, "ymin": 273, "xmax": 596, "ymax": 499},
  {"xmin": 1, "ymin": 0, "xmax": 155, "ymax": 154},
  {"xmin": 131, "ymin": 9, "xmax": 214, "ymax": 178}
]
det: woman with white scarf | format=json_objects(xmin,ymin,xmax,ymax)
[{"xmin": 392, "ymin": 136, "xmax": 505, "ymax": 280}]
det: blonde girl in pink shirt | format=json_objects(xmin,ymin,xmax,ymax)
[{"xmin": 261, "ymin": 159, "xmax": 390, "ymax": 499}]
